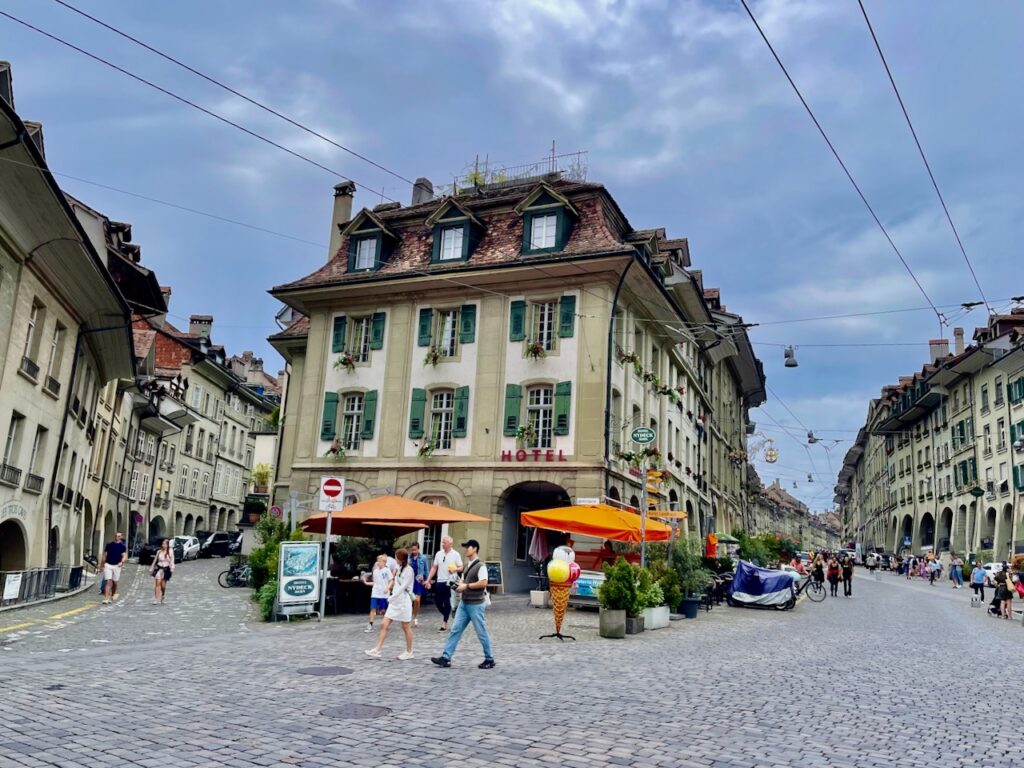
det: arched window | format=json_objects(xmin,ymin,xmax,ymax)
[{"xmin": 607, "ymin": 486, "xmax": 621, "ymax": 502}]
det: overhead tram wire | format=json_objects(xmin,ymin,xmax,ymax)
[
  {"xmin": 857, "ymin": 0, "xmax": 992, "ymax": 316},
  {"xmin": 739, "ymin": 0, "xmax": 945, "ymax": 335},
  {"xmin": 50, "ymin": 0, "xmax": 416, "ymax": 188},
  {"xmin": 0, "ymin": 10, "xmax": 398, "ymax": 203}
]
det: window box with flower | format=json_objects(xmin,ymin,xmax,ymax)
[
  {"xmin": 514, "ymin": 423, "xmax": 536, "ymax": 445},
  {"xmin": 416, "ymin": 441, "xmax": 435, "ymax": 459},
  {"xmin": 333, "ymin": 352, "xmax": 357, "ymax": 373},
  {"xmin": 324, "ymin": 440, "xmax": 345, "ymax": 461},
  {"xmin": 423, "ymin": 347, "xmax": 442, "ymax": 367},
  {"xmin": 525, "ymin": 339, "xmax": 547, "ymax": 360},
  {"xmin": 618, "ymin": 446, "xmax": 662, "ymax": 467}
]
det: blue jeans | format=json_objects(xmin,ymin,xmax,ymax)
[
  {"xmin": 953, "ymin": 566, "xmax": 963, "ymax": 586},
  {"xmin": 441, "ymin": 602, "xmax": 493, "ymax": 661}
]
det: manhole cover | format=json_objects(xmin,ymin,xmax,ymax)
[
  {"xmin": 297, "ymin": 666, "xmax": 353, "ymax": 677},
  {"xmin": 320, "ymin": 704, "xmax": 390, "ymax": 720},
  {"xmin": 44, "ymin": 684, "xmax": 65, "ymax": 691}
]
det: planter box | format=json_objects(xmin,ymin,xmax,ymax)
[
  {"xmin": 599, "ymin": 607, "xmax": 626, "ymax": 638},
  {"xmin": 625, "ymin": 615, "xmax": 645, "ymax": 635},
  {"xmin": 530, "ymin": 590, "xmax": 551, "ymax": 609},
  {"xmin": 678, "ymin": 596, "xmax": 701, "ymax": 619},
  {"xmin": 642, "ymin": 605, "xmax": 670, "ymax": 630}
]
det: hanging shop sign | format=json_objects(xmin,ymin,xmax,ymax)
[{"xmin": 501, "ymin": 449, "xmax": 570, "ymax": 463}]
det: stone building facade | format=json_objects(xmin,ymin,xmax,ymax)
[{"xmin": 270, "ymin": 174, "xmax": 765, "ymax": 592}]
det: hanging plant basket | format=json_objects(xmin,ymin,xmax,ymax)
[
  {"xmin": 333, "ymin": 352, "xmax": 357, "ymax": 373},
  {"xmin": 525, "ymin": 339, "xmax": 547, "ymax": 360},
  {"xmin": 618, "ymin": 446, "xmax": 662, "ymax": 468},
  {"xmin": 416, "ymin": 441, "xmax": 435, "ymax": 459},
  {"xmin": 514, "ymin": 423, "xmax": 536, "ymax": 445},
  {"xmin": 324, "ymin": 441, "xmax": 345, "ymax": 461},
  {"xmin": 423, "ymin": 347, "xmax": 442, "ymax": 367}
]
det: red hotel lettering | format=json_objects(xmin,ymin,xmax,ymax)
[{"xmin": 500, "ymin": 449, "xmax": 570, "ymax": 462}]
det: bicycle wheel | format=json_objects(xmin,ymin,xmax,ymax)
[
  {"xmin": 806, "ymin": 580, "xmax": 826, "ymax": 602},
  {"xmin": 217, "ymin": 570, "xmax": 232, "ymax": 588}
]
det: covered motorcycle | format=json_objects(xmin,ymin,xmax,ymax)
[{"xmin": 727, "ymin": 560, "xmax": 797, "ymax": 609}]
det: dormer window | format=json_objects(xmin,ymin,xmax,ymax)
[
  {"xmin": 427, "ymin": 198, "xmax": 484, "ymax": 264},
  {"xmin": 354, "ymin": 237, "xmax": 377, "ymax": 270},
  {"xmin": 515, "ymin": 184, "xmax": 579, "ymax": 256},
  {"xmin": 439, "ymin": 226, "xmax": 464, "ymax": 261}
]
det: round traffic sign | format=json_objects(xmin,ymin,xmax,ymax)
[
  {"xmin": 322, "ymin": 478, "xmax": 343, "ymax": 498},
  {"xmin": 631, "ymin": 427, "xmax": 656, "ymax": 445},
  {"xmin": 269, "ymin": 505, "xmax": 283, "ymax": 518}
]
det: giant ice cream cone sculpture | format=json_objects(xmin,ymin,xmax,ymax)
[
  {"xmin": 546, "ymin": 549, "xmax": 580, "ymax": 636},
  {"xmin": 550, "ymin": 582, "xmax": 570, "ymax": 633}
]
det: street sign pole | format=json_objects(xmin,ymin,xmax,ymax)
[
  {"xmin": 640, "ymin": 457, "xmax": 649, "ymax": 568},
  {"xmin": 318, "ymin": 508, "xmax": 332, "ymax": 621},
  {"xmin": 316, "ymin": 476, "xmax": 345, "ymax": 622}
]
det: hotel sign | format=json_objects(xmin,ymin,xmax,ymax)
[
  {"xmin": 0, "ymin": 501, "xmax": 28, "ymax": 522},
  {"xmin": 501, "ymin": 449, "xmax": 570, "ymax": 463}
]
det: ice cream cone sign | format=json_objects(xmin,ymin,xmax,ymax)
[{"xmin": 544, "ymin": 549, "xmax": 581, "ymax": 640}]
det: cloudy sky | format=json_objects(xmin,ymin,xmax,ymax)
[{"xmin": 4, "ymin": 0, "xmax": 1022, "ymax": 509}]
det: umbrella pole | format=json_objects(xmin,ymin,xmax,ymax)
[
  {"xmin": 318, "ymin": 508, "xmax": 332, "ymax": 621},
  {"xmin": 640, "ymin": 458, "xmax": 648, "ymax": 568}
]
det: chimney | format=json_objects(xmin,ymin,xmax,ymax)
[
  {"xmin": 953, "ymin": 327, "xmax": 965, "ymax": 355},
  {"xmin": 328, "ymin": 181, "xmax": 356, "ymax": 261},
  {"xmin": 0, "ymin": 61, "xmax": 12, "ymax": 108},
  {"xmin": 189, "ymin": 314, "xmax": 213, "ymax": 339},
  {"xmin": 928, "ymin": 339, "xmax": 949, "ymax": 363},
  {"xmin": 411, "ymin": 177, "xmax": 434, "ymax": 205}
]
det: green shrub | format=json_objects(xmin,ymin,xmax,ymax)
[
  {"xmin": 649, "ymin": 561, "xmax": 682, "ymax": 609},
  {"xmin": 256, "ymin": 580, "xmax": 277, "ymax": 621},
  {"xmin": 599, "ymin": 557, "xmax": 640, "ymax": 615},
  {"xmin": 636, "ymin": 566, "xmax": 665, "ymax": 609},
  {"xmin": 672, "ymin": 537, "xmax": 713, "ymax": 597}
]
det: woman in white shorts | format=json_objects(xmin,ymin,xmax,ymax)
[{"xmin": 366, "ymin": 548, "xmax": 415, "ymax": 660}]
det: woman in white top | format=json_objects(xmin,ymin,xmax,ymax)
[
  {"xmin": 366, "ymin": 548, "xmax": 415, "ymax": 660},
  {"xmin": 151, "ymin": 539, "xmax": 175, "ymax": 605}
]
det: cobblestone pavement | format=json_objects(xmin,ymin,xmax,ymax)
[
  {"xmin": 0, "ymin": 556, "xmax": 252, "ymax": 654},
  {"xmin": 3, "ymin": 569, "xmax": 1023, "ymax": 767}
]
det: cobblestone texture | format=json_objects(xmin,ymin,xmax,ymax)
[{"xmin": 2, "ymin": 569, "xmax": 1021, "ymax": 767}]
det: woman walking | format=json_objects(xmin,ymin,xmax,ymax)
[
  {"xmin": 827, "ymin": 556, "xmax": 840, "ymax": 597},
  {"xmin": 841, "ymin": 555, "xmax": 854, "ymax": 597},
  {"xmin": 970, "ymin": 561, "xmax": 987, "ymax": 602},
  {"xmin": 811, "ymin": 555, "xmax": 825, "ymax": 589},
  {"xmin": 994, "ymin": 564, "xmax": 1014, "ymax": 620},
  {"xmin": 366, "ymin": 548, "xmax": 415, "ymax": 660},
  {"xmin": 151, "ymin": 539, "xmax": 175, "ymax": 605}
]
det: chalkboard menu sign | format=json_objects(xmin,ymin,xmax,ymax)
[{"xmin": 484, "ymin": 561, "xmax": 503, "ymax": 594}]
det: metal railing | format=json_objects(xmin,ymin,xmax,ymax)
[
  {"xmin": 0, "ymin": 565, "xmax": 86, "ymax": 608},
  {"xmin": 44, "ymin": 375, "xmax": 61, "ymax": 397},
  {"xmin": 23, "ymin": 473, "xmax": 44, "ymax": 493},
  {"xmin": 19, "ymin": 355, "xmax": 39, "ymax": 379},
  {"xmin": 0, "ymin": 462, "xmax": 22, "ymax": 487}
]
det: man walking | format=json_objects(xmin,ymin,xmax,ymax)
[
  {"xmin": 928, "ymin": 557, "xmax": 941, "ymax": 585},
  {"xmin": 408, "ymin": 542, "xmax": 430, "ymax": 627},
  {"xmin": 425, "ymin": 536, "xmax": 462, "ymax": 632},
  {"xmin": 98, "ymin": 531, "xmax": 127, "ymax": 605},
  {"xmin": 431, "ymin": 540, "xmax": 495, "ymax": 669},
  {"xmin": 971, "ymin": 561, "xmax": 987, "ymax": 601},
  {"xmin": 841, "ymin": 555, "xmax": 854, "ymax": 597}
]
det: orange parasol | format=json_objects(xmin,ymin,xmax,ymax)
[
  {"xmin": 520, "ymin": 504, "xmax": 672, "ymax": 543},
  {"xmin": 324, "ymin": 495, "xmax": 489, "ymax": 524},
  {"xmin": 299, "ymin": 516, "xmax": 425, "ymax": 537}
]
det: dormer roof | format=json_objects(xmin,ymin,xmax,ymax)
[
  {"xmin": 513, "ymin": 182, "xmax": 579, "ymax": 217},
  {"xmin": 424, "ymin": 196, "xmax": 484, "ymax": 229},
  {"xmin": 339, "ymin": 208, "xmax": 400, "ymax": 239}
]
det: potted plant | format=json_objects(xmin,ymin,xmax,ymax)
[
  {"xmin": 637, "ymin": 567, "xmax": 669, "ymax": 630},
  {"xmin": 525, "ymin": 339, "xmax": 547, "ymax": 360},
  {"xmin": 672, "ymin": 537, "xmax": 712, "ymax": 619},
  {"xmin": 333, "ymin": 352, "xmax": 357, "ymax": 373},
  {"xmin": 323, "ymin": 440, "xmax": 345, "ymax": 461},
  {"xmin": 423, "ymin": 347, "xmax": 442, "ymax": 367},
  {"xmin": 416, "ymin": 441, "xmax": 435, "ymax": 459},
  {"xmin": 650, "ymin": 561, "xmax": 682, "ymax": 620},
  {"xmin": 514, "ymin": 423, "xmax": 535, "ymax": 446},
  {"xmin": 597, "ymin": 557, "xmax": 636, "ymax": 639}
]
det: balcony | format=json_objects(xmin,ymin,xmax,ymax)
[
  {"xmin": 53, "ymin": 481, "xmax": 65, "ymax": 500},
  {"xmin": 64, "ymin": 487, "xmax": 73, "ymax": 505},
  {"xmin": 0, "ymin": 463, "xmax": 23, "ymax": 487},
  {"xmin": 18, "ymin": 356, "xmax": 39, "ymax": 382},
  {"xmin": 23, "ymin": 473, "xmax": 44, "ymax": 494},
  {"xmin": 43, "ymin": 376, "xmax": 61, "ymax": 398}
]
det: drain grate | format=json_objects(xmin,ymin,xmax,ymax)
[
  {"xmin": 43, "ymin": 684, "xmax": 65, "ymax": 691},
  {"xmin": 297, "ymin": 666, "xmax": 353, "ymax": 677},
  {"xmin": 320, "ymin": 704, "xmax": 390, "ymax": 720}
]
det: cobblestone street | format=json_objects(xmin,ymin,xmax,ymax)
[{"xmin": 3, "ymin": 569, "xmax": 1022, "ymax": 767}]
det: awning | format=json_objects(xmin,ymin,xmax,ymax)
[{"xmin": 520, "ymin": 504, "xmax": 672, "ymax": 543}]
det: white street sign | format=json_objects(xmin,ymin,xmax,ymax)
[{"xmin": 318, "ymin": 476, "xmax": 346, "ymax": 512}]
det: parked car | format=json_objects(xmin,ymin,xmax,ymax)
[
  {"xmin": 199, "ymin": 531, "xmax": 233, "ymax": 558},
  {"xmin": 139, "ymin": 536, "xmax": 184, "ymax": 566},
  {"xmin": 981, "ymin": 561, "xmax": 1004, "ymax": 586},
  {"xmin": 174, "ymin": 535, "xmax": 201, "ymax": 561},
  {"xmin": 880, "ymin": 552, "xmax": 895, "ymax": 570}
]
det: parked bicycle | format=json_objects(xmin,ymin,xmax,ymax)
[{"xmin": 218, "ymin": 563, "xmax": 252, "ymax": 588}]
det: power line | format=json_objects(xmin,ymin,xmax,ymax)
[
  {"xmin": 857, "ymin": 0, "xmax": 991, "ymax": 316},
  {"xmin": 0, "ymin": 10, "xmax": 397, "ymax": 202},
  {"xmin": 50, "ymin": 0, "xmax": 416, "ymax": 188},
  {"xmin": 739, "ymin": 0, "xmax": 944, "ymax": 330}
]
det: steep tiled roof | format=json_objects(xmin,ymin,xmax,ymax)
[
  {"xmin": 269, "ymin": 315, "xmax": 309, "ymax": 340},
  {"xmin": 273, "ymin": 179, "xmax": 629, "ymax": 293},
  {"xmin": 133, "ymin": 329, "xmax": 155, "ymax": 360}
]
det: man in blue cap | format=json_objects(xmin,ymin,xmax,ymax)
[{"xmin": 431, "ymin": 539, "xmax": 495, "ymax": 669}]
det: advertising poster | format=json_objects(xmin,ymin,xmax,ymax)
[
  {"xmin": 278, "ymin": 542, "xmax": 321, "ymax": 605},
  {"xmin": 2, "ymin": 572, "xmax": 23, "ymax": 601}
]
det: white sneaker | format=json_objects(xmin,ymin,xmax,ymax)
[
  {"xmin": 364, "ymin": 624, "xmax": 373, "ymax": 633},
  {"xmin": 398, "ymin": 651, "xmax": 414, "ymax": 660},
  {"xmin": 365, "ymin": 648, "xmax": 382, "ymax": 658},
  {"xmin": 413, "ymin": 618, "xmax": 419, "ymax": 627}
]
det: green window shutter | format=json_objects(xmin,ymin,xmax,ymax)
[
  {"xmin": 509, "ymin": 300, "xmax": 526, "ymax": 342},
  {"xmin": 1012, "ymin": 423, "xmax": 1017, "ymax": 445},
  {"xmin": 417, "ymin": 308, "xmax": 433, "ymax": 347},
  {"xmin": 346, "ymin": 238, "xmax": 357, "ymax": 272},
  {"xmin": 320, "ymin": 392, "xmax": 339, "ymax": 441},
  {"xmin": 969, "ymin": 457, "xmax": 977, "ymax": 483},
  {"xmin": 453, "ymin": 386, "xmax": 470, "ymax": 438},
  {"xmin": 553, "ymin": 381, "xmax": 572, "ymax": 436},
  {"xmin": 408, "ymin": 389, "xmax": 427, "ymax": 439},
  {"xmin": 521, "ymin": 212, "xmax": 534, "ymax": 254},
  {"xmin": 430, "ymin": 225, "xmax": 443, "ymax": 264},
  {"xmin": 369, "ymin": 312, "xmax": 386, "ymax": 350},
  {"xmin": 360, "ymin": 390, "xmax": 378, "ymax": 439},
  {"xmin": 555, "ymin": 209, "xmax": 573, "ymax": 250},
  {"xmin": 459, "ymin": 304, "xmax": 476, "ymax": 344},
  {"xmin": 464, "ymin": 223, "xmax": 481, "ymax": 260},
  {"xmin": 331, "ymin": 316, "xmax": 347, "ymax": 353},
  {"xmin": 558, "ymin": 295, "xmax": 576, "ymax": 338},
  {"xmin": 502, "ymin": 384, "xmax": 522, "ymax": 436}
]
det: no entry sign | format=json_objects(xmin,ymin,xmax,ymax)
[{"xmin": 319, "ymin": 476, "xmax": 346, "ymax": 512}]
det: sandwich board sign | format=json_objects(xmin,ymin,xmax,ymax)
[
  {"xmin": 277, "ymin": 541, "xmax": 321, "ymax": 615},
  {"xmin": 319, "ymin": 476, "xmax": 346, "ymax": 512}
]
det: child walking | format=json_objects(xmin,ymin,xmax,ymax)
[{"xmin": 363, "ymin": 555, "xmax": 391, "ymax": 633}]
